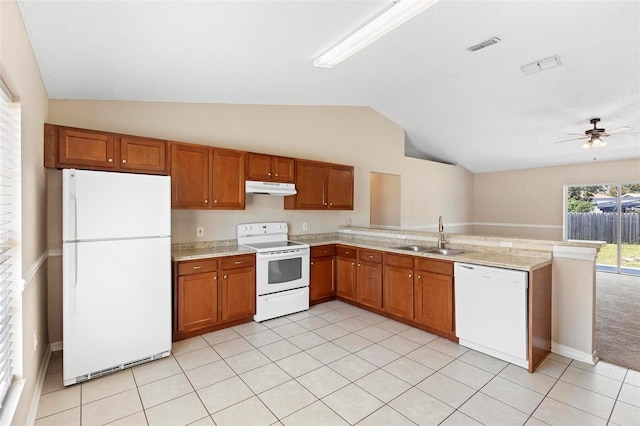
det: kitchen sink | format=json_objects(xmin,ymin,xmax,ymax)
[
  {"xmin": 393, "ymin": 245, "xmax": 465, "ymax": 256},
  {"xmin": 392, "ymin": 245, "xmax": 433, "ymax": 252},
  {"xmin": 423, "ymin": 248, "xmax": 465, "ymax": 256}
]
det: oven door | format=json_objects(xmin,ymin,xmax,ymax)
[{"xmin": 256, "ymin": 248, "xmax": 310, "ymax": 296}]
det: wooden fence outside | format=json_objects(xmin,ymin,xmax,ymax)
[{"xmin": 567, "ymin": 212, "xmax": 640, "ymax": 244}]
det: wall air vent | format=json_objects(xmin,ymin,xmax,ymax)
[{"xmin": 466, "ymin": 37, "xmax": 501, "ymax": 52}]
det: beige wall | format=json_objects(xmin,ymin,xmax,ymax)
[
  {"xmin": 472, "ymin": 159, "xmax": 640, "ymax": 239},
  {"xmin": 1, "ymin": 0, "xmax": 50, "ymax": 424}
]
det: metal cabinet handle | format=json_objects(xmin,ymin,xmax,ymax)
[
  {"xmin": 311, "ymin": 261, "xmax": 314, "ymax": 266},
  {"xmin": 268, "ymin": 172, "xmax": 272, "ymax": 176},
  {"xmin": 108, "ymin": 158, "xmax": 113, "ymax": 163},
  {"xmin": 193, "ymin": 266, "xmax": 202, "ymax": 270},
  {"xmin": 329, "ymin": 203, "xmax": 333, "ymax": 206},
  {"xmin": 357, "ymin": 263, "xmax": 361, "ymax": 267},
  {"xmin": 323, "ymin": 250, "xmax": 327, "ymax": 254},
  {"xmin": 351, "ymin": 262, "xmax": 355, "ymax": 266},
  {"xmin": 234, "ymin": 261, "xmax": 243, "ymax": 265},
  {"xmin": 367, "ymin": 255, "xmax": 373, "ymax": 259},
  {"xmin": 345, "ymin": 251, "xmax": 350, "ymax": 254},
  {"xmin": 122, "ymin": 159, "xmax": 127, "ymax": 164},
  {"xmin": 214, "ymin": 200, "xmax": 219, "ymax": 204},
  {"xmin": 324, "ymin": 202, "xmax": 328, "ymax": 206},
  {"xmin": 274, "ymin": 173, "xmax": 279, "ymax": 177},
  {"xmin": 417, "ymin": 275, "xmax": 422, "ymax": 279},
  {"xmin": 204, "ymin": 199, "xmax": 209, "ymax": 204},
  {"xmin": 214, "ymin": 276, "xmax": 217, "ymax": 280},
  {"xmin": 224, "ymin": 274, "xmax": 228, "ymax": 279},
  {"xmin": 409, "ymin": 274, "xmax": 412, "ymax": 278}
]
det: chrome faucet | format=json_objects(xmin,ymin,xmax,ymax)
[{"xmin": 437, "ymin": 216, "xmax": 446, "ymax": 249}]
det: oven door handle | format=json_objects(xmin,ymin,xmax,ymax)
[{"xmin": 258, "ymin": 249, "xmax": 310, "ymax": 261}]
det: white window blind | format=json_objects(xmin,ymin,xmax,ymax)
[{"xmin": 0, "ymin": 79, "xmax": 21, "ymax": 409}]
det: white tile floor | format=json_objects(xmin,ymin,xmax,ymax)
[{"xmin": 36, "ymin": 300, "xmax": 640, "ymax": 426}]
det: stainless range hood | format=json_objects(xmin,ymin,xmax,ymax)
[{"xmin": 245, "ymin": 180, "xmax": 297, "ymax": 196}]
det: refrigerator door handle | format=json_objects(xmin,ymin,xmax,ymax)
[{"xmin": 68, "ymin": 243, "xmax": 77, "ymax": 316}]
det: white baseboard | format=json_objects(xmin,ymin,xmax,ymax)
[
  {"xmin": 26, "ymin": 344, "xmax": 53, "ymax": 426},
  {"xmin": 552, "ymin": 341, "xmax": 598, "ymax": 364}
]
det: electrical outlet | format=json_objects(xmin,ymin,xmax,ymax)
[
  {"xmin": 302, "ymin": 222, "xmax": 308, "ymax": 231},
  {"xmin": 346, "ymin": 217, "xmax": 352, "ymax": 226},
  {"xmin": 33, "ymin": 329, "xmax": 38, "ymax": 352},
  {"xmin": 196, "ymin": 226, "xmax": 204, "ymax": 237}
]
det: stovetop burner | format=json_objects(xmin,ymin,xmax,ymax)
[{"xmin": 237, "ymin": 222, "xmax": 309, "ymax": 253}]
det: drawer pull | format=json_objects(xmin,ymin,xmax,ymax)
[
  {"xmin": 367, "ymin": 255, "xmax": 373, "ymax": 259},
  {"xmin": 345, "ymin": 251, "xmax": 350, "ymax": 254},
  {"xmin": 234, "ymin": 261, "xmax": 243, "ymax": 265},
  {"xmin": 193, "ymin": 266, "xmax": 202, "ymax": 270}
]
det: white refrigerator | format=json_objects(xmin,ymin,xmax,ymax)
[{"xmin": 62, "ymin": 169, "xmax": 172, "ymax": 386}]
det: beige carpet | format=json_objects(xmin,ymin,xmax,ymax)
[{"xmin": 595, "ymin": 271, "xmax": 640, "ymax": 371}]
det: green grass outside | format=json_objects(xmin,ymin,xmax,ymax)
[{"xmin": 597, "ymin": 243, "xmax": 640, "ymax": 269}]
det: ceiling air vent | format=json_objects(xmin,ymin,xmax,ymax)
[{"xmin": 467, "ymin": 37, "xmax": 502, "ymax": 52}]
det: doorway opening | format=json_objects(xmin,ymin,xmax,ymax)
[
  {"xmin": 565, "ymin": 183, "xmax": 640, "ymax": 276},
  {"xmin": 370, "ymin": 172, "xmax": 401, "ymax": 228}
]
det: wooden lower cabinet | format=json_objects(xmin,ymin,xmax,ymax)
[
  {"xmin": 310, "ymin": 245, "xmax": 336, "ymax": 304},
  {"xmin": 383, "ymin": 254, "xmax": 415, "ymax": 320},
  {"xmin": 173, "ymin": 254, "xmax": 255, "ymax": 341},
  {"xmin": 220, "ymin": 263, "xmax": 256, "ymax": 322},
  {"xmin": 336, "ymin": 246, "xmax": 357, "ymax": 301},
  {"xmin": 414, "ymin": 259, "xmax": 455, "ymax": 337},
  {"xmin": 177, "ymin": 271, "xmax": 218, "ymax": 333},
  {"xmin": 357, "ymin": 250, "xmax": 383, "ymax": 309}
]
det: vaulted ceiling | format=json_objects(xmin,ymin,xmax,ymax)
[{"xmin": 17, "ymin": 0, "xmax": 640, "ymax": 173}]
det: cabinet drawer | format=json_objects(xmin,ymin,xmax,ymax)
[
  {"xmin": 178, "ymin": 259, "xmax": 218, "ymax": 276},
  {"xmin": 336, "ymin": 246, "xmax": 356, "ymax": 259},
  {"xmin": 311, "ymin": 245, "xmax": 336, "ymax": 258},
  {"xmin": 221, "ymin": 254, "xmax": 255, "ymax": 270},
  {"xmin": 417, "ymin": 258, "xmax": 453, "ymax": 276},
  {"xmin": 359, "ymin": 250, "xmax": 382, "ymax": 263},
  {"xmin": 385, "ymin": 254, "xmax": 414, "ymax": 269}
]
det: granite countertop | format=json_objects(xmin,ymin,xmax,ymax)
[
  {"xmin": 299, "ymin": 235, "xmax": 551, "ymax": 272},
  {"xmin": 172, "ymin": 244, "xmax": 255, "ymax": 261},
  {"xmin": 172, "ymin": 233, "xmax": 552, "ymax": 271}
]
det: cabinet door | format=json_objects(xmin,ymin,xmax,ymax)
[
  {"xmin": 357, "ymin": 260, "xmax": 383, "ymax": 309},
  {"xmin": 288, "ymin": 160, "xmax": 327, "ymax": 209},
  {"xmin": 414, "ymin": 272, "xmax": 454, "ymax": 332},
  {"xmin": 59, "ymin": 128, "xmax": 115, "ymax": 169},
  {"xmin": 120, "ymin": 136, "xmax": 167, "ymax": 174},
  {"xmin": 220, "ymin": 267, "xmax": 255, "ymax": 321},
  {"xmin": 170, "ymin": 143, "xmax": 211, "ymax": 208},
  {"xmin": 177, "ymin": 272, "xmax": 218, "ymax": 333},
  {"xmin": 246, "ymin": 153, "xmax": 272, "ymax": 181},
  {"xmin": 383, "ymin": 265, "xmax": 414, "ymax": 319},
  {"xmin": 336, "ymin": 257, "xmax": 357, "ymax": 301},
  {"xmin": 311, "ymin": 255, "xmax": 335, "ymax": 301},
  {"xmin": 212, "ymin": 149, "xmax": 245, "ymax": 209},
  {"xmin": 327, "ymin": 165, "xmax": 354, "ymax": 210},
  {"xmin": 271, "ymin": 156, "xmax": 295, "ymax": 183}
]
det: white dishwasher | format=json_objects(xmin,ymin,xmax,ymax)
[{"xmin": 454, "ymin": 263, "xmax": 529, "ymax": 369}]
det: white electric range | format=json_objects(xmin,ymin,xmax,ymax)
[{"xmin": 237, "ymin": 222, "xmax": 310, "ymax": 322}]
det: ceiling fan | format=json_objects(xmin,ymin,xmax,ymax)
[{"xmin": 554, "ymin": 118, "xmax": 632, "ymax": 150}]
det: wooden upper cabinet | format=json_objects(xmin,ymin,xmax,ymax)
[
  {"xmin": 246, "ymin": 153, "xmax": 294, "ymax": 183},
  {"xmin": 119, "ymin": 136, "xmax": 168, "ymax": 173},
  {"xmin": 170, "ymin": 143, "xmax": 245, "ymax": 210},
  {"xmin": 58, "ymin": 128, "xmax": 116, "ymax": 169},
  {"xmin": 285, "ymin": 159, "xmax": 354, "ymax": 210},
  {"xmin": 170, "ymin": 142, "xmax": 211, "ymax": 208},
  {"xmin": 211, "ymin": 148, "xmax": 245, "ymax": 209},
  {"xmin": 47, "ymin": 124, "xmax": 168, "ymax": 174},
  {"xmin": 327, "ymin": 164, "xmax": 354, "ymax": 209}
]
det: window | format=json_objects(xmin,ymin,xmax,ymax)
[
  {"xmin": 0, "ymin": 78, "xmax": 22, "ymax": 410},
  {"xmin": 565, "ymin": 183, "xmax": 640, "ymax": 275}
]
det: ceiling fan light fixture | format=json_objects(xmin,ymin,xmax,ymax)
[
  {"xmin": 314, "ymin": 0, "xmax": 440, "ymax": 68},
  {"xmin": 582, "ymin": 140, "xmax": 592, "ymax": 150}
]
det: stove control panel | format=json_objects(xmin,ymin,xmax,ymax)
[{"xmin": 237, "ymin": 222, "xmax": 288, "ymax": 238}]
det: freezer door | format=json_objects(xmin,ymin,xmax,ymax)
[
  {"xmin": 63, "ymin": 237, "xmax": 171, "ymax": 384},
  {"xmin": 63, "ymin": 169, "xmax": 170, "ymax": 241}
]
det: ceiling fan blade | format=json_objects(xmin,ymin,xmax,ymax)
[
  {"xmin": 554, "ymin": 136, "xmax": 588, "ymax": 144},
  {"xmin": 607, "ymin": 126, "xmax": 633, "ymax": 134}
]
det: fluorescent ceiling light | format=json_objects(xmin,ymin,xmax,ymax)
[
  {"xmin": 521, "ymin": 55, "xmax": 562, "ymax": 75},
  {"xmin": 314, "ymin": 0, "xmax": 440, "ymax": 68}
]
